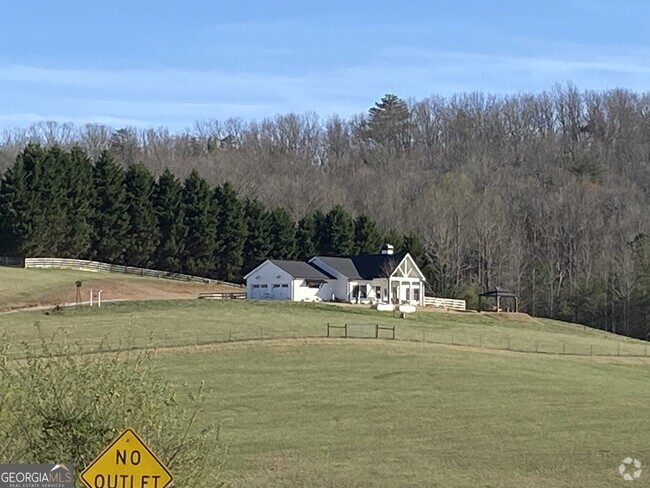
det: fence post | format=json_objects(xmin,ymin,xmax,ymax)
[
  {"xmin": 344, "ymin": 323, "xmax": 348, "ymax": 338},
  {"xmin": 375, "ymin": 324, "xmax": 379, "ymax": 339},
  {"xmin": 392, "ymin": 326, "xmax": 395, "ymax": 340},
  {"xmin": 327, "ymin": 323, "xmax": 330, "ymax": 338}
]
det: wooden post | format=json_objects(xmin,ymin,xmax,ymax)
[
  {"xmin": 89, "ymin": 289, "xmax": 93, "ymax": 307},
  {"xmin": 375, "ymin": 324, "xmax": 379, "ymax": 339},
  {"xmin": 327, "ymin": 323, "xmax": 330, "ymax": 338},
  {"xmin": 344, "ymin": 323, "xmax": 348, "ymax": 338},
  {"xmin": 392, "ymin": 326, "xmax": 395, "ymax": 340},
  {"xmin": 97, "ymin": 290, "xmax": 102, "ymax": 308}
]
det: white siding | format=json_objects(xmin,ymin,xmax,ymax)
[
  {"xmin": 245, "ymin": 262, "xmax": 294, "ymax": 300},
  {"xmin": 308, "ymin": 257, "xmax": 349, "ymax": 301}
]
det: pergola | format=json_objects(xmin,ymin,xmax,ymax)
[{"xmin": 478, "ymin": 287, "xmax": 518, "ymax": 313}]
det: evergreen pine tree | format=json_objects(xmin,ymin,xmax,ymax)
[
  {"xmin": 242, "ymin": 198, "xmax": 271, "ymax": 274},
  {"xmin": 354, "ymin": 213, "xmax": 382, "ymax": 254},
  {"xmin": 124, "ymin": 163, "xmax": 160, "ymax": 267},
  {"xmin": 321, "ymin": 204, "xmax": 355, "ymax": 255},
  {"xmin": 58, "ymin": 147, "xmax": 95, "ymax": 258},
  {"xmin": 0, "ymin": 151, "xmax": 31, "ymax": 256},
  {"xmin": 296, "ymin": 212, "xmax": 319, "ymax": 260},
  {"xmin": 38, "ymin": 147, "xmax": 68, "ymax": 255},
  {"xmin": 214, "ymin": 182, "xmax": 247, "ymax": 282},
  {"xmin": 268, "ymin": 208, "xmax": 296, "ymax": 260},
  {"xmin": 311, "ymin": 209, "xmax": 327, "ymax": 255},
  {"xmin": 402, "ymin": 231, "xmax": 426, "ymax": 264},
  {"xmin": 181, "ymin": 170, "xmax": 217, "ymax": 276},
  {"xmin": 383, "ymin": 228, "xmax": 404, "ymax": 253},
  {"xmin": 92, "ymin": 151, "xmax": 130, "ymax": 263},
  {"xmin": 153, "ymin": 169, "xmax": 187, "ymax": 272}
]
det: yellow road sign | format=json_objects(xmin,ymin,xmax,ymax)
[{"xmin": 80, "ymin": 428, "xmax": 173, "ymax": 488}]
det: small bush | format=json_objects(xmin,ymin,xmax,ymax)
[{"xmin": 0, "ymin": 323, "xmax": 227, "ymax": 487}]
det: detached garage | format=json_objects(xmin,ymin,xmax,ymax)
[{"xmin": 244, "ymin": 260, "xmax": 334, "ymax": 301}]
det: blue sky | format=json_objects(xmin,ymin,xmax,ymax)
[{"xmin": 0, "ymin": 0, "xmax": 649, "ymax": 131}]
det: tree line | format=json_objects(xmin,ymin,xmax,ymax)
[
  {"xmin": 0, "ymin": 144, "xmax": 424, "ymax": 283},
  {"xmin": 0, "ymin": 84, "xmax": 649, "ymax": 339}
]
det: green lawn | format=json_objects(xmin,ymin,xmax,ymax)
[
  {"xmin": 1, "ymin": 300, "xmax": 647, "ymax": 358},
  {"xmin": 2, "ymin": 299, "xmax": 649, "ymax": 487},
  {"xmin": 0, "ymin": 266, "xmax": 161, "ymax": 308},
  {"xmin": 157, "ymin": 341, "xmax": 650, "ymax": 487}
]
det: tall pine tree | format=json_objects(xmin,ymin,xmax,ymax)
[
  {"xmin": 268, "ymin": 207, "xmax": 296, "ymax": 260},
  {"xmin": 92, "ymin": 151, "xmax": 130, "ymax": 263},
  {"xmin": 296, "ymin": 212, "xmax": 319, "ymax": 260},
  {"xmin": 0, "ymin": 149, "xmax": 33, "ymax": 256},
  {"xmin": 181, "ymin": 170, "xmax": 217, "ymax": 276},
  {"xmin": 153, "ymin": 169, "xmax": 187, "ymax": 272},
  {"xmin": 214, "ymin": 182, "xmax": 247, "ymax": 282},
  {"xmin": 242, "ymin": 198, "xmax": 271, "ymax": 274},
  {"xmin": 354, "ymin": 213, "xmax": 382, "ymax": 254},
  {"xmin": 58, "ymin": 147, "xmax": 95, "ymax": 258},
  {"xmin": 321, "ymin": 204, "xmax": 355, "ymax": 255},
  {"xmin": 124, "ymin": 163, "xmax": 160, "ymax": 267}
]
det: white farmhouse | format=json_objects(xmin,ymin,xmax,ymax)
[
  {"xmin": 244, "ymin": 260, "xmax": 335, "ymax": 301},
  {"xmin": 244, "ymin": 245, "xmax": 426, "ymax": 306}
]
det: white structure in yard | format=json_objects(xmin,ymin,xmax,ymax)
[{"xmin": 244, "ymin": 244, "xmax": 426, "ymax": 306}]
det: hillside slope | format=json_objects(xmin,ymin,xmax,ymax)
[{"xmin": 0, "ymin": 266, "xmax": 241, "ymax": 311}]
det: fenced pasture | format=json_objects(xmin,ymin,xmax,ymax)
[
  {"xmin": 1, "ymin": 300, "xmax": 647, "ymax": 360},
  {"xmin": 2, "ymin": 299, "xmax": 650, "ymax": 487}
]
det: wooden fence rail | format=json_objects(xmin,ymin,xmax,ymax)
[
  {"xmin": 424, "ymin": 296, "xmax": 466, "ymax": 311},
  {"xmin": 19, "ymin": 257, "xmax": 244, "ymax": 287},
  {"xmin": 198, "ymin": 292, "xmax": 247, "ymax": 300},
  {"xmin": 326, "ymin": 323, "xmax": 395, "ymax": 339}
]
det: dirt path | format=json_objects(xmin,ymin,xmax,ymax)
[{"xmin": 0, "ymin": 278, "xmax": 242, "ymax": 313}]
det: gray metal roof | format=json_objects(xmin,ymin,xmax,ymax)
[{"xmin": 269, "ymin": 260, "xmax": 334, "ymax": 280}]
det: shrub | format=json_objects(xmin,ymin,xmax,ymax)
[{"xmin": 0, "ymin": 324, "xmax": 227, "ymax": 487}]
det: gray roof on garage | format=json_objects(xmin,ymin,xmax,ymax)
[
  {"xmin": 311, "ymin": 253, "xmax": 407, "ymax": 280},
  {"xmin": 269, "ymin": 260, "xmax": 334, "ymax": 280}
]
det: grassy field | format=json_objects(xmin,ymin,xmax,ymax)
[
  {"xmin": 157, "ymin": 341, "xmax": 650, "ymax": 488},
  {"xmin": 2, "ymin": 270, "xmax": 650, "ymax": 487},
  {"xmin": 0, "ymin": 266, "xmax": 237, "ymax": 310},
  {"xmin": 1, "ymin": 299, "xmax": 647, "ymax": 358}
]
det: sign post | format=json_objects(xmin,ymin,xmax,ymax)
[{"xmin": 80, "ymin": 429, "xmax": 173, "ymax": 488}]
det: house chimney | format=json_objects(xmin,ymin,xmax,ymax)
[{"xmin": 380, "ymin": 244, "xmax": 394, "ymax": 255}]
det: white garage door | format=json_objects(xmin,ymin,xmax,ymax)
[
  {"xmin": 250, "ymin": 284, "xmax": 270, "ymax": 299},
  {"xmin": 272, "ymin": 283, "xmax": 290, "ymax": 300}
]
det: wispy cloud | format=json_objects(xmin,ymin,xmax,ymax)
[{"xmin": 2, "ymin": 42, "xmax": 650, "ymax": 131}]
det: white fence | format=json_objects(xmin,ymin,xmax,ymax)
[
  {"xmin": 424, "ymin": 296, "xmax": 466, "ymax": 311},
  {"xmin": 21, "ymin": 257, "xmax": 243, "ymax": 287}
]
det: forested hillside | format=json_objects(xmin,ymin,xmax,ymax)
[{"xmin": 0, "ymin": 84, "xmax": 649, "ymax": 339}]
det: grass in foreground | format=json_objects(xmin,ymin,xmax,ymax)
[{"xmin": 156, "ymin": 341, "xmax": 650, "ymax": 488}]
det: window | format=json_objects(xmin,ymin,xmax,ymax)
[
  {"xmin": 273, "ymin": 284, "xmax": 281, "ymax": 288},
  {"xmin": 281, "ymin": 284, "xmax": 288, "ymax": 288},
  {"xmin": 260, "ymin": 284, "xmax": 268, "ymax": 288},
  {"xmin": 375, "ymin": 286, "xmax": 382, "ymax": 299},
  {"xmin": 405, "ymin": 288, "xmax": 410, "ymax": 301},
  {"xmin": 414, "ymin": 288, "xmax": 420, "ymax": 301},
  {"xmin": 252, "ymin": 285, "xmax": 260, "ymax": 289}
]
